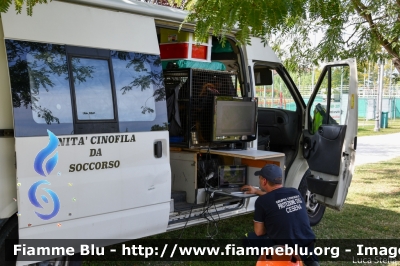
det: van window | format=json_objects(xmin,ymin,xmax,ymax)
[
  {"xmin": 6, "ymin": 40, "xmax": 168, "ymax": 137},
  {"xmin": 6, "ymin": 40, "xmax": 75, "ymax": 136},
  {"xmin": 25, "ymin": 44, "xmax": 73, "ymax": 125},
  {"xmin": 111, "ymin": 51, "xmax": 167, "ymax": 132},
  {"xmin": 308, "ymin": 66, "xmax": 350, "ymax": 133},
  {"xmin": 71, "ymin": 57, "xmax": 115, "ymax": 120},
  {"xmin": 111, "ymin": 53, "xmax": 160, "ymax": 122}
]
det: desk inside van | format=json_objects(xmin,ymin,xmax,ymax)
[
  {"xmin": 170, "ymin": 149, "xmax": 285, "ymax": 204},
  {"xmin": 200, "ymin": 148, "xmax": 284, "ymax": 161},
  {"xmin": 200, "ymin": 148, "xmax": 285, "ymax": 174}
]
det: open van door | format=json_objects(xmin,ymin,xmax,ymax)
[{"xmin": 302, "ymin": 59, "xmax": 358, "ymax": 210}]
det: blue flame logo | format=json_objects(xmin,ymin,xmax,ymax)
[
  {"xmin": 34, "ymin": 130, "xmax": 59, "ymax": 177},
  {"xmin": 28, "ymin": 180, "xmax": 60, "ymax": 220},
  {"xmin": 29, "ymin": 130, "xmax": 60, "ymax": 220}
]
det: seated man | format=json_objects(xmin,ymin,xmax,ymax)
[{"xmin": 241, "ymin": 164, "xmax": 319, "ymax": 266}]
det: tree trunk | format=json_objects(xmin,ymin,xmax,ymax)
[{"xmin": 393, "ymin": 58, "xmax": 400, "ymax": 74}]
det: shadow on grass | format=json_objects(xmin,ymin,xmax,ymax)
[
  {"xmin": 82, "ymin": 214, "xmax": 256, "ymax": 266},
  {"xmin": 314, "ymin": 203, "xmax": 400, "ymax": 238},
  {"xmin": 82, "ymin": 202, "xmax": 400, "ymax": 266},
  {"xmin": 355, "ymin": 161, "xmax": 400, "ymax": 181},
  {"xmin": 82, "ymin": 158, "xmax": 400, "ymax": 266}
]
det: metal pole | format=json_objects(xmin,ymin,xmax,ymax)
[
  {"xmin": 390, "ymin": 61, "xmax": 393, "ymax": 120},
  {"xmin": 374, "ymin": 60, "xmax": 384, "ymax": 131},
  {"xmin": 372, "ymin": 62, "xmax": 375, "ymax": 90},
  {"xmin": 311, "ymin": 68, "xmax": 315, "ymax": 91},
  {"xmin": 298, "ymin": 75, "xmax": 301, "ymax": 93},
  {"xmin": 312, "ymin": 32, "xmax": 316, "ymax": 91},
  {"xmin": 368, "ymin": 62, "xmax": 370, "ymax": 90},
  {"xmin": 363, "ymin": 67, "xmax": 366, "ymax": 96}
]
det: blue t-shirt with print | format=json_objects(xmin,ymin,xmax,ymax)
[{"xmin": 253, "ymin": 187, "xmax": 315, "ymax": 247}]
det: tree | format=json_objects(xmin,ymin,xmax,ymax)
[
  {"xmin": 0, "ymin": 0, "xmax": 50, "ymax": 16},
  {"xmin": 167, "ymin": 0, "xmax": 400, "ymax": 73}
]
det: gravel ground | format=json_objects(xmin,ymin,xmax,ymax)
[{"xmin": 355, "ymin": 132, "xmax": 400, "ymax": 166}]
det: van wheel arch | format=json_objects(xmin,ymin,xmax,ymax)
[
  {"xmin": 0, "ymin": 215, "xmax": 82, "ymax": 266},
  {"xmin": 0, "ymin": 215, "xmax": 18, "ymax": 266}
]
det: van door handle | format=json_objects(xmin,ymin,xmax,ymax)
[
  {"xmin": 154, "ymin": 141, "xmax": 162, "ymax": 158},
  {"xmin": 353, "ymin": 136, "xmax": 357, "ymax": 150}
]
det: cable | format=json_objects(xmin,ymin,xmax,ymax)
[
  {"xmin": 205, "ymin": 200, "xmax": 220, "ymax": 239},
  {"xmin": 178, "ymin": 205, "xmax": 194, "ymax": 240},
  {"xmin": 200, "ymin": 187, "xmax": 221, "ymax": 239},
  {"xmin": 194, "ymin": 148, "xmax": 221, "ymax": 238}
]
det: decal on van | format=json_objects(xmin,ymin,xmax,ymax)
[
  {"xmin": 28, "ymin": 180, "xmax": 60, "ymax": 220},
  {"xmin": 29, "ymin": 130, "xmax": 60, "ymax": 220},
  {"xmin": 34, "ymin": 130, "xmax": 59, "ymax": 177}
]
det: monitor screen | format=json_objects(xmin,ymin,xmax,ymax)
[
  {"xmin": 218, "ymin": 165, "xmax": 247, "ymax": 187},
  {"xmin": 212, "ymin": 97, "xmax": 257, "ymax": 142}
]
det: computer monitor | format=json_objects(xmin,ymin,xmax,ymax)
[
  {"xmin": 218, "ymin": 165, "xmax": 247, "ymax": 188},
  {"xmin": 211, "ymin": 96, "xmax": 257, "ymax": 143}
]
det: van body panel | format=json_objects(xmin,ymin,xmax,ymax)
[
  {"xmin": 18, "ymin": 201, "xmax": 170, "ymax": 239},
  {"xmin": 1, "ymin": 1, "xmax": 160, "ymax": 55},
  {"xmin": 244, "ymin": 37, "xmax": 281, "ymax": 64},
  {"xmin": 0, "ymin": 20, "xmax": 17, "ymax": 219},
  {"xmin": 0, "ymin": 19, "xmax": 13, "ymax": 129},
  {"xmin": 16, "ymin": 131, "xmax": 170, "ymax": 231},
  {"xmin": 0, "ymin": 139, "xmax": 17, "ymax": 219},
  {"xmin": 61, "ymin": 0, "xmax": 188, "ymax": 22},
  {"xmin": 283, "ymin": 155, "xmax": 309, "ymax": 189}
]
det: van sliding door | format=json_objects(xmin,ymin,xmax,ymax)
[{"xmin": 2, "ymin": 0, "xmax": 171, "ymax": 250}]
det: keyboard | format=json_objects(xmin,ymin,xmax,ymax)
[{"xmin": 220, "ymin": 187, "xmax": 243, "ymax": 194}]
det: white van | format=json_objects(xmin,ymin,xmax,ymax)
[{"xmin": 0, "ymin": 0, "xmax": 358, "ymax": 264}]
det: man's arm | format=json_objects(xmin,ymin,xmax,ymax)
[
  {"xmin": 253, "ymin": 221, "xmax": 267, "ymax": 236},
  {"xmin": 241, "ymin": 185, "xmax": 266, "ymax": 196}
]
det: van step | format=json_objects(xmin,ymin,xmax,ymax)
[
  {"xmin": 171, "ymin": 190, "xmax": 186, "ymax": 203},
  {"xmin": 173, "ymin": 202, "xmax": 198, "ymax": 212}
]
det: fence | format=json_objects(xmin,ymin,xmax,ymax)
[
  {"xmin": 297, "ymin": 84, "xmax": 400, "ymax": 119},
  {"xmin": 359, "ymin": 98, "xmax": 400, "ymax": 119}
]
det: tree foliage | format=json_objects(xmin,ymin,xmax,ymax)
[
  {"xmin": 165, "ymin": 0, "xmax": 400, "ymax": 73},
  {"xmin": 3, "ymin": 0, "xmax": 400, "ymax": 73},
  {"xmin": 0, "ymin": 0, "xmax": 50, "ymax": 16}
]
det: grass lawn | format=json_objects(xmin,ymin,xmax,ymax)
[
  {"xmin": 358, "ymin": 118, "xmax": 400, "ymax": 136},
  {"xmin": 312, "ymin": 157, "xmax": 400, "ymax": 266},
  {"xmin": 83, "ymin": 157, "xmax": 400, "ymax": 266}
]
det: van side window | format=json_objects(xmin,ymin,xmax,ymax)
[
  {"xmin": 111, "ymin": 51, "xmax": 167, "ymax": 132},
  {"xmin": 71, "ymin": 57, "xmax": 115, "ymax": 120},
  {"xmin": 6, "ymin": 40, "xmax": 168, "ymax": 137},
  {"xmin": 111, "ymin": 52, "xmax": 160, "ymax": 122},
  {"xmin": 6, "ymin": 40, "xmax": 74, "ymax": 136},
  {"xmin": 25, "ymin": 44, "xmax": 73, "ymax": 124},
  {"xmin": 308, "ymin": 66, "xmax": 349, "ymax": 134}
]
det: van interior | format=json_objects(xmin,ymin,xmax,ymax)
[{"xmin": 156, "ymin": 26, "xmax": 301, "ymax": 223}]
